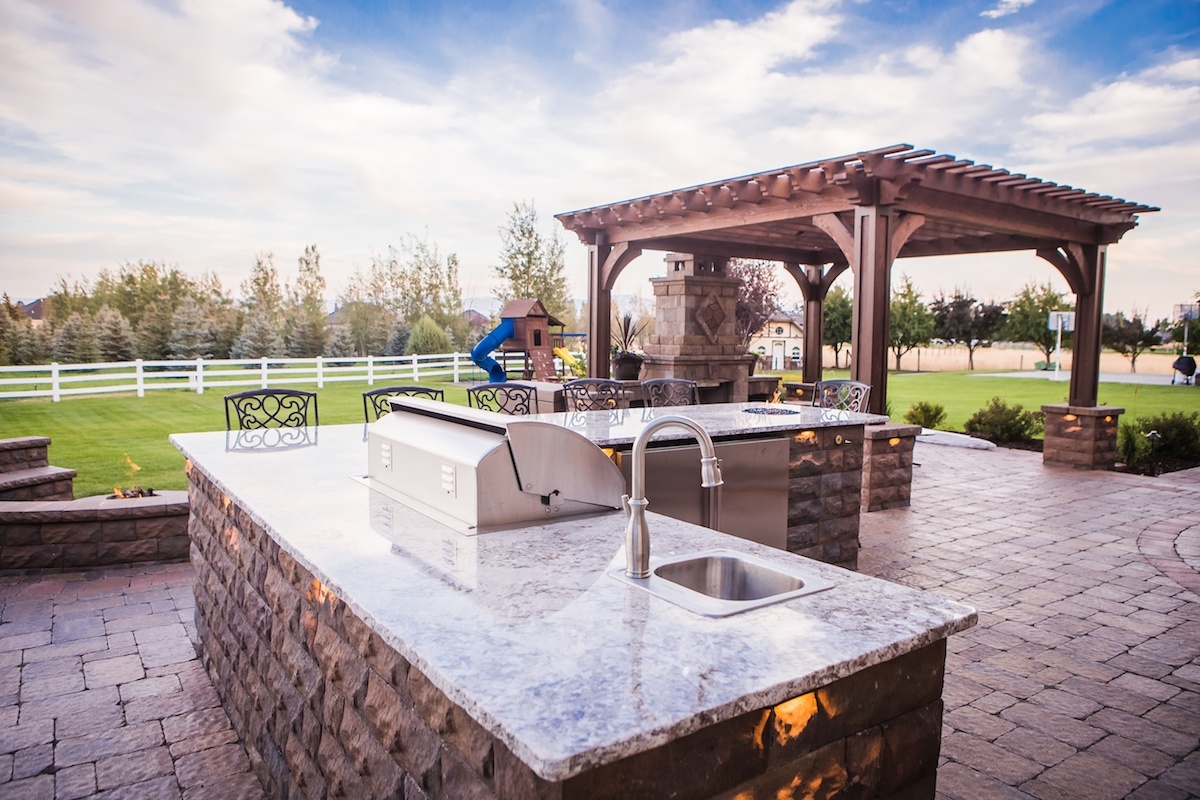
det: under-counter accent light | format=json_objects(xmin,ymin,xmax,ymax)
[
  {"xmin": 307, "ymin": 578, "xmax": 336, "ymax": 607},
  {"xmin": 888, "ymin": 437, "xmax": 901, "ymax": 446},
  {"xmin": 224, "ymin": 525, "xmax": 239, "ymax": 552},
  {"xmin": 1063, "ymin": 414, "xmax": 1077, "ymax": 421},
  {"xmin": 1105, "ymin": 416, "xmax": 1113, "ymax": 423},
  {"xmin": 184, "ymin": 459, "xmax": 193, "ymax": 476},
  {"xmin": 795, "ymin": 430, "xmax": 817, "ymax": 445},
  {"xmin": 773, "ymin": 693, "xmax": 818, "ymax": 745}
]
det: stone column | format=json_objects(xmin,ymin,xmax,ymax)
[
  {"xmin": 861, "ymin": 423, "xmax": 921, "ymax": 511},
  {"xmin": 1042, "ymin": 404, "xmax": 1123, "ymax": 470}
]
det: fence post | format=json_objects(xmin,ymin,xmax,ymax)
[
  {"xmin": 412, "ymin": 355, "xmax": 419, "ymax": 382},
  {"xmin": 196, "ymin": 359, "xmax": 205, "ymax": 394},
  {"xmin": 261, "ymin": 358, "xmax": 269, "ymax": 389},
  {"xmin": 136, "ymin": 359, "xmax": 145, "ymax": 398},
  {"xmin": 368, "ymin": 355, "xmax": 375, "ymax": 386},
  {"xmin": 51, "ymin": 363, "xmax": 60, "ymax": 402},
  {"xmin": 317, "ymin": 356, "xmax": 324, "ymax": 389},
  {"xmin": 454, "ymin": 353, "xmax": 460, "ymax": 383}
]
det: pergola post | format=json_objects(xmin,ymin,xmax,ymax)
[
  {"xmin": 587, "ymin": 234, "xmax": 612, "ymax": 379},
  {"xmin": 1069, "ymin": 244, "xmax": 1107, "ymax": 407},
  {"xmin": 802, "ymin": 264, "xmax": 825, "ymax": 384},
  {"xmin": 851, "ymin": 206, "xmax": 894, "ymax": 416}
]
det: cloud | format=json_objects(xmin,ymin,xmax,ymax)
[
  {"xmin": 981, "ymin": 0, "xmax": 1036, "ymax": 20},
  {"xmin": 0, "ymin": 0, "xmax": 1195, "ymax": 320}
]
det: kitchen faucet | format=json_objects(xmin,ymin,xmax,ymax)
[{"xmin": 622, "ymin": 415, "xmax": 723, "ymax": 578}]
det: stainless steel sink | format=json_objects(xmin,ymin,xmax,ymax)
[{"xmin": 608, "ymin": 549, "xmax": 834, "ymax": 617}]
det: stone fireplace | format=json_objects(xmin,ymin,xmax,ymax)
[{"xmin": 642, "ymin": 253, "xmax": 756, "ymax": 402}]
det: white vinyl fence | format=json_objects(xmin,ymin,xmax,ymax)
[{"xmin": 0, "ymin": 353, "xmax": 484, "ymax": 401}]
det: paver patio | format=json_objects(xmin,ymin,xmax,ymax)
[{"xmin": 1, "ymin": 442, "xmax": 1197, "ymax": 799}]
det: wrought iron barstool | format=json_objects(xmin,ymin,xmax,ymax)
[
  {"xmin": 362, "ymin": 386, "xmax": 445, "ymax": 421},
  {"xmin": 563, "ymin": 379, "xmax": 623, "ymax": 411},
  {"xmin": 466, "ymin": 383, "xmax": 538, "ymax": 415},
  {"xmin": 641, "ymin": 378, "xmax": 699, "ymax": 408},
  {"xmin": 224, "ymin": 388, "xmax": 319, "ymax": 430},
  {"xmin": 811, "ymin": 380, "xmax": 871, "ymax": 413}
]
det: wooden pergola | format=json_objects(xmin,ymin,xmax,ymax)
[{"xmin": 555, "ymin": 144, "xmax": 1157, "ymax": 415}]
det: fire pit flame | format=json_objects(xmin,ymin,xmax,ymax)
[{"xmin": 110, "ymin": 454, "xmax": 154, "ymax": 498}]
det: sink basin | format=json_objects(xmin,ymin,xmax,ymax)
[{"xmin": 608, "ymin": 549, "xmax": 834, "ymax": 617}]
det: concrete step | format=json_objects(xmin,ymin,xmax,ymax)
[
  {"xmin": 0, "ymin": 465, "xmax": 77, "ymax": 502},
  {"xmin": 0, "ymin": 437, "xmax": 51, "ymax": 475}
]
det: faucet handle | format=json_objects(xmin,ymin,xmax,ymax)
[
  {"xmin": 620, "ymin": 494, "xmax": 630, "ymax": 515},
  {"xmin": 699, "ymin": 456, "xmax": 723, "ymax": 488}
]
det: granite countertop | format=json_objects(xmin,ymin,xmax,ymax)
[
  {"xmin": 172, "ymin": 423, "xmax": 974, "ymax": 782},
  {"xmin": 528, "ymin": 401, "xmax": 888, "ymax": 447}
]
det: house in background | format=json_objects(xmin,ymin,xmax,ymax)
[{"xmin": 748, "ymin": 310, "xmax": 804, "ymax": 370}]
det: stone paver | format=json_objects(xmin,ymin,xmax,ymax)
[
  {"xmin": 861, "ymin": 444, "xmax": 1200, "ymax": 800},
  {"xmin": 0, "ymin": 562, "xmax": 264, "ymax": 800},
  {"xmin": 0, "ymin": 445, "xmax": 1197, "ymax": 799}
]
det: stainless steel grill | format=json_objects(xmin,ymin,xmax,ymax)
[{"xmin": 365, "ymin": 397, "xmax": 626, "ymax": 533}]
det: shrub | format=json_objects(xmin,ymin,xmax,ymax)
[
  {"xmin": 963, "ymin": 397, "xmax": 1044, "ymax": 443},
  {"xmin": 904, "ymin": 401, "xmax": 947, "ymax": 429},
  {"xmin": 405, "ymin": 315, "xmax": 451, "ymax": 355},
  {"xmin": 1116, "ymin": 421, "xmax": 1149, "ymax": 466},
  {"xmin": 1135, "ymin": 412, "xmax": 1200, "ymax": 460}
]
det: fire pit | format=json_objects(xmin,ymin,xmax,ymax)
[{"xmin": 108, "ymin": 486, "xmax": 156, "ymax": 499}]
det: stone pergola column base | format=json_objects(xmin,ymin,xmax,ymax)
[{"xmin": 1042, "ymin": 404, "xmax": 1124, "ymax": 470}]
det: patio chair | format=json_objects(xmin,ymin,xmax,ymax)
[
  {"xmin": 362, "ymin": 386, "xmax": 445, "ymax": 422},
  {"xmin": 642, "ymin": 378, "xmax": 699, "ymax": 408},
  {"xmin": 466, "ymin": 383, "xmax": 538, "ymax": 415},
  {"xmin": 225, "ymin": 388, "xmax": 318, "ymax": 430},
  {"xmin": 563, "ymin": 379, "xmax": 623, "ymax": 411},
  {"xmin": 812, "ymin": 380, "xmax": 871, "ymax": 413}
]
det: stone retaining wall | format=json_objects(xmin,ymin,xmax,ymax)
[
  {"xmin": 188, "ymin": 457, "xmax": 944, "ymax": 799},
  {"xmin": 0, "ymin": 491, "xmax": 190, "ymax": 570}
]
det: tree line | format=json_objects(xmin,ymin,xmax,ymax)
[
  {"xmin": 0, "ymin": 201, "xmax": 575, "ymax": 367},
  {"xmin": 817, "ymin": 278, "xmax": 1195, "ymax": 373}
]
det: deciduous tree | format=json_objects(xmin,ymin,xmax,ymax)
[
  {"xmin": 930, "ymin": 290, "xmax": 1006, "ymax": 370},
  {"xmin": 823, "ymin": 285, "xmax": 853, "ymax": 368},
  {"xmin": 889, "ymin": 275, "xmax": 934, "ymax": 371},
  {"xmin": 1003, "ymin": 282, "xmax": 1070, "ymax": 368},
  {"xmin": 1103, "ymin": 311, "xmax": 1163, "ymax": 373},
  {"xmin": 285, "ymin": 245, "xmax": 328, "ymax": 357},
  {"xmin": 494, "ymin": 201, "xmax": 571, "ymax": 319},
  {"xmin": 728, "ymin": 260, "xmax": 781, "ymax": 349}
]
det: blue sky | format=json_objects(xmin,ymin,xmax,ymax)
[{"xmin": 1, "ymin": 0, "xmax": 1197, "ymax": 319}]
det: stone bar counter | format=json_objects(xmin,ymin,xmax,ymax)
[
  {"xmin": 529, "ymin": 402, "xmax": 886, "ymax": 569},
  {"xmin": 173, "ymin": 424, "xmax": 974, "ymax": 800}
]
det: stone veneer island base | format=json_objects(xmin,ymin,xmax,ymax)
[{"xmin": 175, "ymin": 424, "xmax": 975, "ymax": 800}]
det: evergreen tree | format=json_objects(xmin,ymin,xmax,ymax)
[
  {"xmin": 823, "ymin": 285, "xmax": 853, "ymax": 368},
  {"xmin": 1003, "ymin": 282, "xmax": 1070, "ymax": 368},
  {"xmin": 0, "ymin": 295, "xmax": 17, "ymax": 366},
  {"xmin": 285, "ymin": 245, "xmax": 328, "ymax": 357},
  {"xmin": 493, "ymin": 200, "xmax": 571, "ymax": 319},
  {"xmin": 135, "ymin": 301, "xmax": 175, "ymax": 360},
  {"xmin": 169, "ymin": 297, "xmax": 215, "ymax": 359},
  {"xmin": 93, "ymin": 306, "xmax": 136, "ymax": 361},
  {"xmin": 53, "ymin": 312, "xmax": 98, "ymax": 363},
  {"xmin": 889, "ymin": 275, "xmax": 935, "ymax": 371},
  {"xmin": 12, "ymin": 323, "xmax": 51, "ymax": 366},
  {"xmin": 383, "ymin": 319, "xmax": 410, "ymax": 357},
  {"xmin": 324, "ymin": 325, "xmax": 356, "ymax": 358},
  {"xmin": 405, "ymin": 315, "xmax": 451, "ymax": 355},
  {"xmin": 232, "ymin": 308, "xmax": 285, "ymax": 359}
]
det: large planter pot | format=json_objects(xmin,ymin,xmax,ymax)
[{"xmin": 612, "ymin": 353, "xmax": 643, "ymax": 380}]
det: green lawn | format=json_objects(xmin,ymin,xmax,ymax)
[{"xmin": 2, "ymin": 372, "xmax": 1195, "ymax": 498}]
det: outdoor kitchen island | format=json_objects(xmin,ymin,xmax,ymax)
[{"xmin": 173, "ymin": 420, "xmax": 975, "ymax": 800}]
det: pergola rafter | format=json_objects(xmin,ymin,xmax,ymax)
[{"xmin": 556, "ymin": 144, "xmax": 1157, "ymax": 414}]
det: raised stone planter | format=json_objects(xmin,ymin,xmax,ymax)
[
  {"xmin": 0, "ymin": 491, "xmax": 190, "ymax": 570},
  {"xmin": 1042, "ymin": 404, "xmax": 1123, "ymax": 470}
]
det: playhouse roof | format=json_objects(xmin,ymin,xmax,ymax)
[{"xmin": 499, "ymin": 299, "xmax": 564, "ymax": 327}]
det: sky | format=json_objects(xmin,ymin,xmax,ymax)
[{"xmin": 1, "ymin": 0, "xmax": 1198, "ymax": 320}]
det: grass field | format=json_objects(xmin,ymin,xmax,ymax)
[{"xmin": 1, "ymin": 372, "xmax": 1195, "ymax": 498}]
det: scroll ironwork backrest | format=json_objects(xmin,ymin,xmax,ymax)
[
  {"xmin": 225, "ymin": 389, "xmax": 319, "ymax": 430},
  {"xmin": 812, "ymin": 380, "xmax": 871, "ymax": 413},
  {"xmin": 362, "ymin": 386, "xmax": 445, "ymax": 421},
  {"xmin": 466, "ymin": 383, "xmax": 537, "ymax": 415},
  {"xmin": 563, "ymin": 379, "xmax": 623, "ymax": 412},
  {"xmin": 642, "ymin": 378, "xmax": 699, "ymax": 408}
]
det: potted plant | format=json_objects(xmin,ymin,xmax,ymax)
[{"xmin": 611, "ymin": 313, "xmax": 647, "ymax": 380}]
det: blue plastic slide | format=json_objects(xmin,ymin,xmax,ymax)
[{"xmin": 470, "ymin": 317, "xmax": 515, "ymax": 383}]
